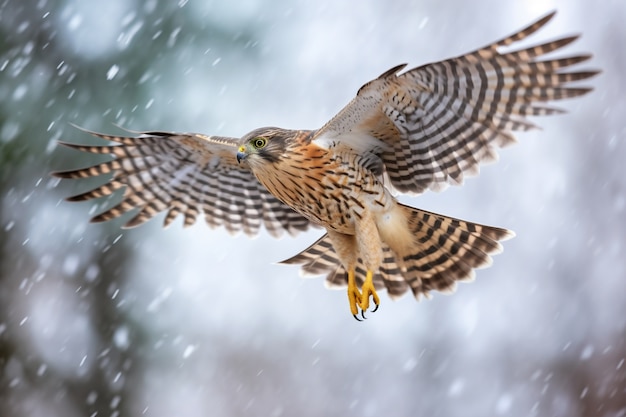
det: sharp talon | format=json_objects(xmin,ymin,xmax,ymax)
[
  {"xmin": 347, "ymin": 269, "xmax": 379, "ymax": 320},
  {"xmin": 358, "ymin": 270, "xmax": 379, "ymax": 315}
]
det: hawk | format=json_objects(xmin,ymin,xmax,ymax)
[{"xmin": 54, "ymin": 12, "xmax": 597, "ymax": 320}]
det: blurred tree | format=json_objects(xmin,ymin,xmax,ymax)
[{"xmin": 0, "ymin": 0, "xmax": 261, "ymax": 415}]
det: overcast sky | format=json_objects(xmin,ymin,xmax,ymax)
[{"xmin": 1, "ymin": 1, "xmax": 624, "ymax": 416}]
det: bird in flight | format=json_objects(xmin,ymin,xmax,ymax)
[{"xmin": 54, "ymin": 12, "xmax": 598, "ymax": 320}]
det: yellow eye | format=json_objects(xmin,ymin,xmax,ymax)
[{"xmin": 253, "ymin": 137, "xmax": 267, "ymax": 149}]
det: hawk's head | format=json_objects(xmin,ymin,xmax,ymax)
[{"xmin": 236, "ymin": 127, "xmax": 294, "ymax": 166}]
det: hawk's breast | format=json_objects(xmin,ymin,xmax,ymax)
[{"xmin": 255, "ymin": 146, "xmax": 394, "ymax": 235}]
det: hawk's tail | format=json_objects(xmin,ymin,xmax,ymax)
[
  {"xmin": 280, "ymin": 204, "xmax": 514, "ymax": 300},
  {"xmin": 394, "ymin": 203, "xmax": 514, "ymax": 298}
]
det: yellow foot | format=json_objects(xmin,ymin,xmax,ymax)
[
  {"xmin": 359, "ymin": 271, "xmax": 380, "ymax": 319},
  {"xmin": 347, "ymin": 269, "xmax": 380, "ymax": 321}
]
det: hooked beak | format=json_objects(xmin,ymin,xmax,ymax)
[{"xmin": 236, "ymin": 145, "xmax": 246, "ymax": 164}]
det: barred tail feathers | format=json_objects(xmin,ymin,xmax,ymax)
[
  {"xmin": 396, "ymin": 203, "xmax": 514, "ymax": 298},
  {"xmin": 280, "ymin": 204, "xmax": 513, "ymax": 300}
]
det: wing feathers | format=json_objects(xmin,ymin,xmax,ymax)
[
  {"xmin": 54, "ymin": 129, "xmax": 315, "ymax": 236},
  {"xmin": 487, "ymin": 11, "xmax": 557, "ymax": 51},
  {"xmin": 312, "ymin": 11, "xmax": 598, "ymax": 195}
]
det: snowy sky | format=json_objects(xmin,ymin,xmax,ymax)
[{"xmin": 1, "ymin": 1, "xmax": 624, "ymax": 416}]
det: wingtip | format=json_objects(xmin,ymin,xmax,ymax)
[
  {"xmin": 65, "ymin": 194, "xmax": 85, "ymax": 202},
  {"xmin": 67, "ymin": 121, "xmax": 83, "ymax": 130},
  {"xmin": 543, "ymin": 9, "xmax": 557, "ymax": 21},
  {"xmin": 56, "ymin": 140, "xmax": 81, "ymax": 149},
  {"xmin": 491, "ymin": 9, "xmax": 559, "ymax": 50},
  {"xmin": 68, "ymin": 123, "xmax": 98, "ymax": 135},
  {"xmin": 534, "ymin": 10, "xmax": 557, "ymax": 29},
  {"xmin": 50, "ymin": 170, "xmax": 68, "ymax": 179},
  {"xmin": 501, "ymin": 229, "xmax": 516, "ymax": 241}
]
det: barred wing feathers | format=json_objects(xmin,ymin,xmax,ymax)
[
  {"xmin": 313, "ymin": 11, "xmax": 599, "ymax": 194},
  {"xmin": 53, "ymin": 129, "xmax": 314, "ymax": 237}
]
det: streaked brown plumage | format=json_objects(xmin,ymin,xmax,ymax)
[{"xmin": 54, "ymin": 12, "xmax": 598, "ymax": 319}]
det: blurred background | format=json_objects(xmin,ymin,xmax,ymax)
[{"xmin": 1, "ymin": 0, "xmax": 624, "ymax": 416}]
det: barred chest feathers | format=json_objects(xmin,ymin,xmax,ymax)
[{"xmin": 253, "ymin": 145, "xmax": 396, "ymax": 234}]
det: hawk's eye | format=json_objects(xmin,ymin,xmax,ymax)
[{"xmin": 253, "ymin": 137, "xmax": 267, "ymax": 149}]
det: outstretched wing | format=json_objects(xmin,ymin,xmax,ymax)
[
  {"xmin": 53, "ymin": 128, "xmax": 316, "ymax": 237},
  {"xmin": 312, "ymin": 11, "xmax": 599, "ymax": 194}
]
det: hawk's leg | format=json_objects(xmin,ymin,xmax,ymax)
[
  {"xmin": 353, "ymin": 210, "xmax": 383, "ymax": 318},
  {"xmin": 325, "ymin": 230, "xmax": 364, "ymax": 320},
  {"xmin": 347, "ymin": 268, "xmax": 363, "ymax": 319},
  {"xmin": 327, "ymin": 224, "xmax": 382, "ymax": 320}
]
